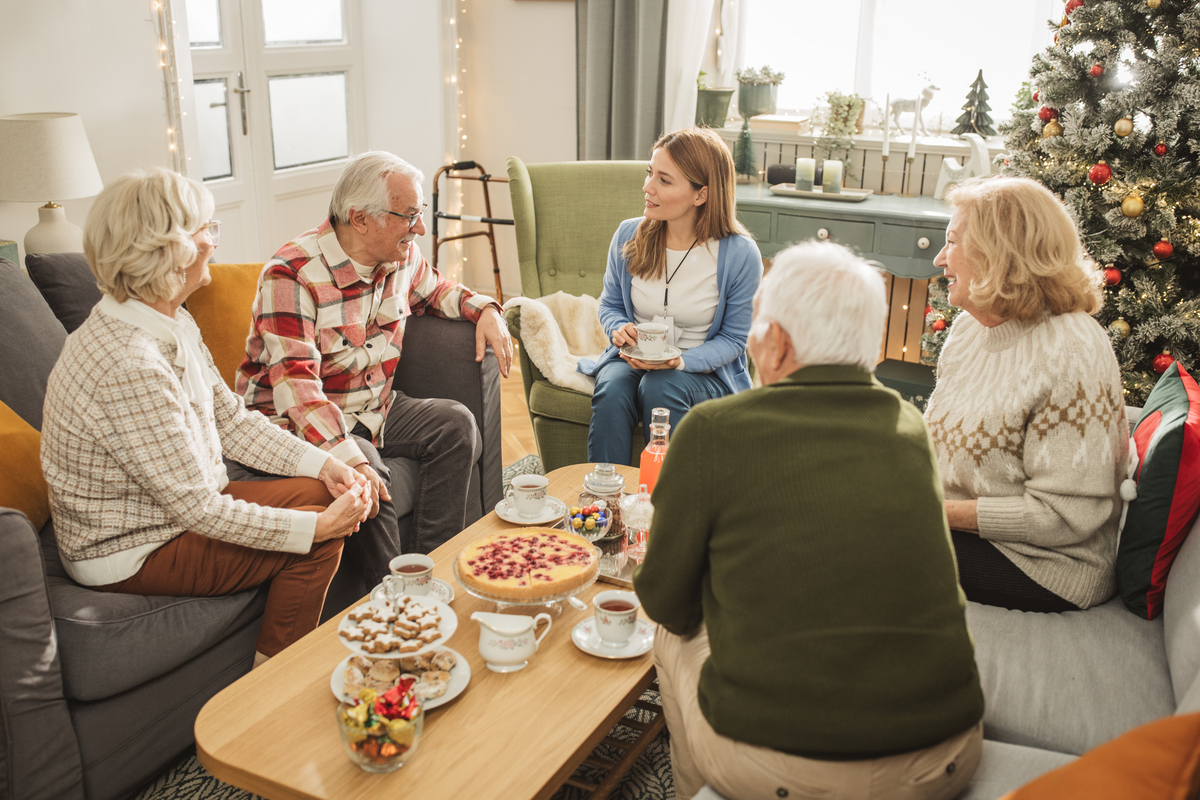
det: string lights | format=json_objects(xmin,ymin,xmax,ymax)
[{"xmin": 151, "ymin": 0, "xmax": 188, "ymax": 174}]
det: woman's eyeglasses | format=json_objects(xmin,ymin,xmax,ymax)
[{"xmin": 199, "ymin": 220, "xmax": 221, "ymax": 246}]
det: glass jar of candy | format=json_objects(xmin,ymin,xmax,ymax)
[{"xmin": 574, "ymin": 463, "xmax": 626, "ymax": 576}]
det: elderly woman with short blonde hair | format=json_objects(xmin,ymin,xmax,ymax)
[
  {"xmin": 925, "ymin": 176, "xmax": 1128, "ymax": 612},
  {"xmin": 41, "ymin": 168, "xmax": 371, "ymax": 665}
]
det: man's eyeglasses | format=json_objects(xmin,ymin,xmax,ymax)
[
  {"xmin": 198, "ymin": 220, "xmax": 221, "ymax": 247},
  {"xmin": 383, "ymin": 203, "xmax": 428, "ymax": 230}
]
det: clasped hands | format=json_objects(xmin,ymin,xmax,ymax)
[
  {"xmin": 314, "ymin": 458, "xmax": 391, "ymax": 542},
  {"xmin": 613, "ymin": 322, "xmax": 680, "ymax": 370}
]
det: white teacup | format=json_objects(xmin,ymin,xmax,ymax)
[
  {"xmin": 506, "ymin": 474, "xmax": 549, "ymax": 519},
  {"xmin": 635, "ymin": 323, "xmax": 669, "ymax": 358},
  {"xmin": 385, "ymin": 553, "xmax": 435, "ymax": 597},
  {"xmin": 593, "ymin": 589, "xmax": 640, "ymax": 647}
]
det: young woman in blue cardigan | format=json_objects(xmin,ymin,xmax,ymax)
[{"xmin": 578, "ymin": 127, "xmax": 763, "ymax": 465}]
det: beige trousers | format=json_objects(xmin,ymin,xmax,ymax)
[{"xmin": 654, "ymin": 624, "xmax": 983, "ymax": 800}]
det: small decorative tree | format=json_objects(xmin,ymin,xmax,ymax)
[
  {"xmin": 734, "ymin": 119, "xmax": 757, "ymax": 179},
  {"xmin": 950, "ymin": 70, "xmax": 997, "ymax": 138}
]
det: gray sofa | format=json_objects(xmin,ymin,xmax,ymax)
[{"xmin": 0, "ymin": 255, "xmax": 503, "ymax": 800}]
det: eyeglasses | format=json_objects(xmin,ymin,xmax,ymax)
[
  {"xmin": 198, "ymin": 220, "xmax": 221, "ymax": 247},
  {"xmin": 382, "ymin": 203, "xmax": 428, "ymax": 230}
]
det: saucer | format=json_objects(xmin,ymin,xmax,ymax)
[
  {"xmin": 619, "ymin": 344, "xmax": 682, "ymax": 365},
  {"xmin": 372, "ymin": 577, "xmax": 455, "ymax": 604},
  {"xmin": 571, "ymin": 618, "xmax": 655, "ymax": 659},
  {"xmin": 494, "ymin": 495, "xmax": 567, "ymax": 526}
]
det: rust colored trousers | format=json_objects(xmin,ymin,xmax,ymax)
[{"xmin": 95, "ymin": 479, "xmax": 343, "ymax": 657}]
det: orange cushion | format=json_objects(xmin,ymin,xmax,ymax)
[
  {"xmin": 1002, "ymin": 712, "xmax": 1200, "ymax": 800},
  {"xmin": 0, "ymin": 401, "xmax": 50, "ymax": 530},
  {"xmin": 186, "ymin": 262, "xmax": 264, "ymax": 390}
]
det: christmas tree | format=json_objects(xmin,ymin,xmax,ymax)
[
  {"xmin": 734, "ymin": 119, "xmax": 757, "ymax": 178},
  {"xmin": 924, "ymin": 0, "xmax": 1200, "ymax": 404},
  {"xmin": 950, "ymin": 69, "xmax": 998, "ymax": 137}
]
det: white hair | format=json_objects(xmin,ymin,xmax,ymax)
[
  {"xmin": 753, "ymin": 241, "xmax": 887, "ymax": 372},
  {"xmin": 328, "ymin": 151, "xmax": 424, "ymax": 225},
  {"xmin": 83, "ymin": 168, "xmax": 215, "ymax": 304}
]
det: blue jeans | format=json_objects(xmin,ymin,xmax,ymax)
[{"xmin": 587, "ymin": 358, "xmax": 729, "ymax": 466}]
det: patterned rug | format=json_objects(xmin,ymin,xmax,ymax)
[{"xmin": 131, "ymin": 689, "xmax": 673, "ymax": 800}]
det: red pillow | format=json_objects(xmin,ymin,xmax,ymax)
[
  {"xmin": 1118, "ymin": 362, "xmax": 1200, "ymax": 619},
  {"xmin": 1000, "ymin": 712, "xmax": 1200, "ymax": 799}
]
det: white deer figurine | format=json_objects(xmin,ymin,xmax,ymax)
[{"xmin": 890, "ymin": 84, "xmax": 940, "ymax": 137}]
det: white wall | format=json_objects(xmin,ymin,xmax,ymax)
[
  {"xmin": 455, "ymin": 0, "xmax": 576, "ymax": 299},
  {"xmin": 0, "ymin": 1, "xmax": 171, "ymax": 266}
]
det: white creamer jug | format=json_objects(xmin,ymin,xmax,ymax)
[{"xmin": 471, "ymin": 611, "xmax": 552, "ymax": 673}]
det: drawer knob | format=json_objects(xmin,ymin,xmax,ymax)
[
  {"xmin": 917, "ymin": 237, "xmax": 931, "ymax": 250},
  {"xmin": 817, "ymin": 228, "xmax": 830, "ymax": 241}
]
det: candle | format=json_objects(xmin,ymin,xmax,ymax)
[
  {"xmin": 795, "ymin": 158, "xmax": 815, "ymax": 191},
  {"xmin": 907, "ymin": 89, "xmax": 919, "ymax": 159},
  {"xmin": 822, "ymin": 160, "xmax": 843, "ymax": 194},
  {"xmin": 881, "ymin": 94, "xmax": 890, "ymax": 158}
]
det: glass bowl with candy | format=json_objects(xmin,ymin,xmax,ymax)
[{"xmin": 336, "ymin": 680, "xmax": 425, "ymax": 773}]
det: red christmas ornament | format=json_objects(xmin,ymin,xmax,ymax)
[
  {"xmin": 924, "ymin": 305, "xmax": 932, "ymax": 317},
  {"xmin": 1088, "ymin": 161, "xmax": 1112, "ymax": 185},
  {"xmin": 1038, "ymin": 106, "xmax": 1059, "ymax": 122},
  {"xmin": 931, "ymin": 319, "xmax": 947, "ymax": 333},
  {"xmin": 1154, "ymin": 352, "xmax": 1176, "ymax": 374},
  {"xmin": 1032, "ymin": 90, "xmax": 1040, "ymax": 102},
  {"xmin": 1065, "ymin": 0, "xmax": 1085, "ymax": 13},
  {"xmin": 1090, "ymin": 63, "xmax": 1104, "ymax": 77},
  {"xmin": 1154, "ymin": 142, "xmax": 1168, "ymax": 156},
  {"xmin": 1104, "ymin": 267, "xmax": 1122, "ymax": 286},
  {"xmin": 1154, "ymin": 240, "xmax": 1174, "ymax": 259}
]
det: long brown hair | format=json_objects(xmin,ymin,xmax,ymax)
[{"xmin": 623, "ymin": 127, "xmax": 749, "ymax": 280}]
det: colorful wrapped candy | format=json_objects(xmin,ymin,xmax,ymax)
[
  {"xmin": 337, "ymin": 678, "xmax": 424, "ymax": 772},
  {"xmin": 568, "ymin": 504, "xmax": 609, "ymax": 538}
]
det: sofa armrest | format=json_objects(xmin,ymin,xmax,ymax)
[
  {"xmin": 393, "ymin": 314, "xmax": 503, "ymax": 512},
  {"xmin": 0, "ymin": 510, "xmax": 84, "ymax": 799}
]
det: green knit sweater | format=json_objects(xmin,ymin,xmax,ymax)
[{"xmin": 633, "ymin": 364, "xmax": 984, "ymax": 759}]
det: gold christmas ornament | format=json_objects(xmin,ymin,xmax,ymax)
[
  {"xmin": 1114, "ymin": 117, "xmax": 1134, "ymax": 137},
  {"xmin": 1147, "ymin": 0, "xmax": 1161, "ymax": 7},
  {"xmin": 1043, "ymin": 120, "xmax": 1064, "ymax": 138},
  {"xmin": 1109, "ymin": 317, "xmax": 1131, "ymax": 339},
  {"xmin": 1121, "ymin": 195, "xmax": 1145, "ymax": 217}
]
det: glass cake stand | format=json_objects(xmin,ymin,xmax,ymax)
[{"xmin": 451, "ymin": 545, "xmax": 602, "ymax": 618}]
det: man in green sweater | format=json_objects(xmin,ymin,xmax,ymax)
[{"xmin": 633, "ymin": 242, "xmax": 984, "ymax": 800}]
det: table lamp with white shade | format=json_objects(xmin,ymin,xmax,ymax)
[{"xmin": 0, "ymin": 112, "xmax": 104, "ymax": 255}]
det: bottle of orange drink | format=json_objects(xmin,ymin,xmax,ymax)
[{"xmin": 638, "ymin": 408, "xmax": 670, "ymax": 494}]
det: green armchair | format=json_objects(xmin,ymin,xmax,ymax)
[{"xmin": 505, "ymin": 157, "xmax": 648, "ymax": 472}]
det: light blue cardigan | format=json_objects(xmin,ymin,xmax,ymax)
[{"xmin": 578, "ymin": 217, "xmax": 763, "ymax": 395}]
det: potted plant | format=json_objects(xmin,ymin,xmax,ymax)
[
  {"xmin": 695, "ymin": 71, "xmax": 734, "ymax": 128},
  {"xmin": 736, "ymin": 66, "xmax": 785, "ymax": 119},
  {"xmin": 813, "ymin": 90, "xmax": 865, "ymax": 177}
]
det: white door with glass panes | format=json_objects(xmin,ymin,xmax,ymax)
[{"xmin": 187, "ymin": 0, "xmax": 365, "ymax": 263}]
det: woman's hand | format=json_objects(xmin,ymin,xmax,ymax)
[
  {"xmin": 314, "ymin": 483, "xmax": 369, "ymax": 542},
  {"xmin": 945, "ymin": 499, "xmax": 979, "ymax": 533},
  {"xmin": 612, "ymin": 322, "xmax": 639, "ymax": 348},
  {"xmin": 318, "ymin": 458, "xmax": 387, "ymax": 519},
  {"xmin": 621, "ymin": 354, "xmax": 681, "ymax": 371}
]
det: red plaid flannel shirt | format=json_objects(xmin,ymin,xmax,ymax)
[{"xmin": 236, "ymin": 219, "xmax": 499, "ymax": 467}]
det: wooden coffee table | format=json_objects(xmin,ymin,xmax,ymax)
[{"xmin": 195, "ymin": 464, "xmax": 657, "ymax": 800}]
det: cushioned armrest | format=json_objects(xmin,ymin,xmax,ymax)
[
  {"xmin": 393, "ymin": 314, "xmax": 503, "ymax": 511},
  {"xmin": 0, "ymin": 510, "xmax": 85, "ymax": 799}
]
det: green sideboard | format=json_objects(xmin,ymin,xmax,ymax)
[{"xmin": 735, "ymin": 185, "xmax": 950, "ymax": 280}]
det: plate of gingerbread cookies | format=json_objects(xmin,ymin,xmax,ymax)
[
  {"xmin": 336, "ymin": 594, "xmax": 458, "ymax": 659},
  {"xmin": 331, "ymin": 648, "xmax": 470, "ymax": 710}
]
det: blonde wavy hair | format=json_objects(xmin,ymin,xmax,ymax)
[
  {"xmin": 622, "ymin": 127, "xmax": 749, "ymax": 280},
  {"xmin": 83, "ymin": 168, "xmax": 215, "ymax": 304},
  {"xmin": 945, "ymin": 176, "xmax": 1101, "ymax": 321}
]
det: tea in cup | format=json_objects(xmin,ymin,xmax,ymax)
[
  {"xmin": 634, "ymin": 323, "xmax": 669, "ymax": 358},
  {"xmin": 593, "ymin": 589, "xmax": 640, "ymax": 647},
  {"xmin": 385, "ymin": 553, "xmax": 435, "ymax": 596},
  {"xmin": 505, "ymin": 474, "xmax": 549, "ymax": 519}
]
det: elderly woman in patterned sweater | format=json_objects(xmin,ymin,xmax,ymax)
[
  {"xmin": 41, "ymin": 168, "xmax": 370, "ymax": 667},
  {"xmin": 925, "ymin": 176, "xmax": 1129, "ymax": 612}
]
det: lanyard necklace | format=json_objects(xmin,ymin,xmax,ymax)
[{"xmin": 663, "ymin": 237, "xmax": 698, "ymax": 316}]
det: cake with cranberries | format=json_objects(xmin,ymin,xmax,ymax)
[{"xmin": 456, "ymin": 528, "xmax": 599, "ymax": 600}]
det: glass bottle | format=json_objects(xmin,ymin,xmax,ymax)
[
  {"xmin": 638, "ymin": 408, "xmax": 670, "ymax": 494},
  {"xmin": 578, "ymin": 463, "xmax": 627, "ymax": 576},
  {"xmin": 622, "ymin": 483, "xmax": 654, "ymax": 564}
]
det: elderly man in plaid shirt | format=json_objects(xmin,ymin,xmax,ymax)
[{"xmin": 235, "ymin": 151, "xmax": 513, "ymax": 569}]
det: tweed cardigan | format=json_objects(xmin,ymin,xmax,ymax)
[{"xmin": 41, "ymin": 301, "xmax": 329, "ymax": 586}]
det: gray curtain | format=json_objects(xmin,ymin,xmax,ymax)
[{"xmin": 576, "ymin": 0, "xmax": 668, "ymax": 161}]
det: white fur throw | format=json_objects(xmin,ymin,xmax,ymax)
[{"xmin": 503, "ymin": 292, "xmax": 609, "ymax": 395}]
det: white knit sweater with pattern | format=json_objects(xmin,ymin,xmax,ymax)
[{"xmin": 924, "ymin": 310, "xmax": 1128, "ymax": 609}]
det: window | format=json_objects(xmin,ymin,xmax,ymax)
[{"xmin": 741, "ymin": 0, "xmax": 1060, "ymax": 129}]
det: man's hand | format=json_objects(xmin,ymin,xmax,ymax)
[
  {"xmin": 352, "ymin": 463, "xmax": 390, "ymax": 519},
  {"xmin": 476, "ymin": 306, "xmax": 514, "ymax": 378},
  {"xmin": 317, "ymin": 457, "xmax": 376, "ymax": 519},
  {"xmin": 315, "ymin": 484, "xmax": 369, "ymax": 542}
]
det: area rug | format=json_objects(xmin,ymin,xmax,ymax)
[
  {"xmin": 502, "ymin": 453, "xmax": 544, "ymax": 491},
  {"xmin": 131, "ymin": 689, "xmax": 673, "ymax": 800}
]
